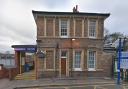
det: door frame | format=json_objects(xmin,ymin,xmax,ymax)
[{"xmin": 59, "ymin": 49, "xmax": 69, "ymax": 77}]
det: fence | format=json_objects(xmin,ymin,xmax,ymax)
[{"xmin": 113, "ymin": 56, "xmax": 128, "ymax": 81}]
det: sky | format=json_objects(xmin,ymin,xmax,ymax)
[{"xmin": 0, "ymin": 0, "xmax": 128, "ymax": 53}]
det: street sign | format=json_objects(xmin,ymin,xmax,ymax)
[
  {"xmin": 120, "ymin": 52, "xmax": 128, "ymax": 69},
  {"xmin": 14, "ymin": 47, "xmax": 36, "ymax": 52}
]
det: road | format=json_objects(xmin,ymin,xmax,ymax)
[{"xmin": 15, "ymin": 84, "xmax": 127, "ymax": 89}]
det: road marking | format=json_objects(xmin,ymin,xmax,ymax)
[
  {"xmin": 94, "ymin": 85, "xmax": 97, "ymax": 89},
  {"xmin": 97, "ymin": 86, "xmax": 108, "ymax": 89}
]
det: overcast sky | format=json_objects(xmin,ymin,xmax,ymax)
[{"xmin": 0, "ymin": 0, "xmax": 128, "ymax": 53}]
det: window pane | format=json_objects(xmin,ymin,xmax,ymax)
[
  {"xmin": 61, "ymin": 51, "xmax": 67, "ymax": 58},
  {"xmin": 60, "ymin": 20, "xmax": 68, "ymax": 36},
  {"xmin": 89, "ymin": 20, "xmax": 96, "ymax": 37},
  {"xmin": 88, "ymin": 50, "xmax": 96, "ymax": 69},
  {"xmin": 74, "ymin": 51, "xmax": 81, "ymax": 68}
]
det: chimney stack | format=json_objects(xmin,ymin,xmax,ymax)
[{"xmin": 73, "ymin": 5, "xmax": 79, "ymax": 13}]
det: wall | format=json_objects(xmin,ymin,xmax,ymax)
[
  {"xmin": 36, "ymin": 16, "xmax": 105, "ymax": 39},
  {"xmin": 0, "ymin": 64, "xmax": 18, "ymax": 79},
  {"xmin": 35, "ymin": 15, "xmax": 110, "ymax": 78}
]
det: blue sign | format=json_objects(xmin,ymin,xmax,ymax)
[
  {"xmin": 14, "ymin": 47, "xmax": 36, "ymax": 52},
  {"xmin": 120, "ymin": 52, "xmax": 128, "ymax": 69}
]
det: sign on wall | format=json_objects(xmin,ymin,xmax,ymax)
[
  {"xmin": 14, "ymin": 47, "xmax": 36, "ymax": 52},
  {"xmin": 120, "ymin": 52, "xmax": 128, "ymax": 69}
]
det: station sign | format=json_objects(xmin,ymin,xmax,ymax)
[{"xmin": 14, "ymin": 47, "xmax": 37, "ymax": 52}]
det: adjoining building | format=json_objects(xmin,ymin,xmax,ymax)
[
  {"xmin": 11, "ymin": 45, "xmax": 37, "ymax": 80},
  {"xmin": 0, "ymin": 53, "xmax": 15, "ymax": 67},
  {"xmin": 0, "ymin": 53, "xmax": 16, "ymax": 79},
  {"xmin": 32, "ymin": 6, "xmax": 112, "ymax": 78}
]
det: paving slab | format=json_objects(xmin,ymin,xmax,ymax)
[{"xmin": 0, "ymin": 77, "xmax": 126, "ymax": 89}]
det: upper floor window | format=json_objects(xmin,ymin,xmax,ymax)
[
  {"xmin": 88, "ymin": 20, "xmax": 97, "ymax": 38},
  {"xmin": 59, "ymin": 20, "xmax": 69, "ymax": 37}
]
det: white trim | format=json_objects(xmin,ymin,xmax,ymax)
[
  {"xmin": 44, "ymin": 17, "xmax": 46, "ymax": 36},
  {"xmin": 61, "ymin": 57, "xmax": 67, "ymax": 58},
  {"xmin": 73, "ymin": 19, "xmax": 76, "ymax": 37},
  {"xmin": 88, "ymin": 19, "xmax": 97, "ymax": 38},
  {"xmin": 82, "ymin": 19, "xmax": 84, "ymax": 37},
  {"xmin": 73, "ymin": 50, "xmax": 82, "ymax": 71},
  {"xmin": 53, "ymin": 18, "xmax": 55, "ymax": 37},
  {"xmin": 60, "ymin": 49, "xmax": 69, "ymax": 77},
  {"xmin": 87, "ymin": 49, "xmax": 96, "ymax": 71},
  {"xmin": 68, "ymin": 19, "xmax": 70, "ymax": 37},
  {"xmin": 60, "ymin": 50, "xmax": 68, "ymax": 58},
  {"xmin": 59, "ymin": 19, "xmax": 70, "ymax": 38},
  {"xmin": 73, "ymin": 68, "xmax": 82, "ymax": 71},
  {"xmin": 88, "ymin": 68, "xmax": 96, "ymax": 71},
  {"xmin": 96, "ymin": 20, "xmax": 98, "ymax": 38}
]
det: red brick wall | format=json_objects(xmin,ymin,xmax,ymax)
[
  {"xmin": 0, "ymin": 66, "xmax": 8, "ymax": 78},
  {"xmin": 36, "ymin": 16, "xmax": 44, "ymax": 36},
  {"xmin": 46, "ymin": 50, "xmax": 54, "ymax": 69},
  {"xmin": 46, "ymin": 18, "xmax": 53, "ymax": 36},
  {"xmin": 75, "ymin": 19, "xmax": 82, "ymax": 37},
  {"xmin": 0, "ymin": 65, "xmax": 18, "ymax": 79}
]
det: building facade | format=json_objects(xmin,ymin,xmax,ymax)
[
  {"xmin": 0, "ymin": 53, "xmax": 15, "ymax": 67},
  {"xmin": 32, "ymin": 8, "xmax": 111, "ymax": 78}
]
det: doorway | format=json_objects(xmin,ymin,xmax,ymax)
[
  {"xmin": 60, "ymin": 50, "xmax": 67, "ymax": 77},
  {"xmin": 61, "ymin": 58, "xmax": 66, "ymax": 76}
]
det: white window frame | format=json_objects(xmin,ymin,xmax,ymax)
[
  {"xmin": 87, "ymin": 50, "xmax": 96, "ymax": 71},
  {"xmin": 61, "ymin": 50, "xmax": 67, "ymax": 58},
  {"xmin": 73, "ymin": 50, "xmax": 82, "ymax": 71},
  {"xmin": 88, "ymin": 20, "xmax": 97, "ymax": 38},
  {"xmin": 59, "ymin": 19, "xmax": 69, "ymax": 38}
]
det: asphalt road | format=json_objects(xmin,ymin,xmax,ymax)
[{"xmin": 16, "ymin": 84, "xmax": 126, "ymax": 89}]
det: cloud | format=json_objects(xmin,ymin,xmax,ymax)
[{"xmin": 0, "ymin": 0, "xmax": 128, "ymax": 53}]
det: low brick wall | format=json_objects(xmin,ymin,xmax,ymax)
[
  {"xmin": 8, "ymin": 68, "xmax": 18, "ymax": 80},
  {"xmin": 0, "ymin": 64, "xmax": 18, "ymax": 79},
  {"xmin": 0, "ymin": 67, "xmax": 8, "ymax": 78}
]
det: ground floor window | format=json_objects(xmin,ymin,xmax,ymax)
[
  {"xmin": 88, "ymin": 50, "xmax": 96, "ymax": 71},
  {"xmin": 74, "ymin": 51, "xmax": 81, "ymax": 71}
]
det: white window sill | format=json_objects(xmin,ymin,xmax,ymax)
[
  {"xmin": 61, "ymin": 57, "xmax": 67, "ymax": 58},
  {"xmin": 88, "ymin": 36, "xmax": 96, "ymax": 39},
  {"xmin": 88, "ymin": 68, "xmax": 96, "ymax": 71},
  {"xmin": 60, "ymin": 36, "xmax": 68, "ymax": 38},
  {"xmin": 73, "ymin": 68, "xmax": 82, "ymax": 71}
]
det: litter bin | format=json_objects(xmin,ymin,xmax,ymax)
[{"xmin": 25, "ymin": 63, "xmax": 29, "ymax": 72}]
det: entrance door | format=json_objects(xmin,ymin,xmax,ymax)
[
  {"xmin": 61, "ymin": 58, "xmax": 66, "ymax": 76},
  {"xmin": 61, "ymin": 50, "xmax": 67, "ymax": 77}
]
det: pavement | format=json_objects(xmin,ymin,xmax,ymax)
[{"xmin": 0, "ymin": 77, "xmax": 127, "ymax": 89}]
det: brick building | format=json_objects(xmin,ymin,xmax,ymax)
[{"xmin": 32, "ymin": 6, "xmax": 111, "ymax": 78}]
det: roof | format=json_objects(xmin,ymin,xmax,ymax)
[
  {"xmin": 11, "ymin": 45, "xmax": 37, "ymax": 48},
  {"xmin": 11, "ymin": 45, "xmax": 37, "ymax": 52},
  {"xmin": 32, "ymin": 10, "xmax": 110, "ymax": 17}
]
